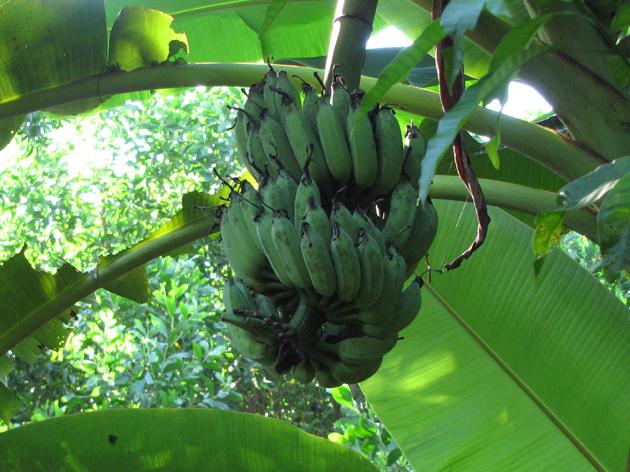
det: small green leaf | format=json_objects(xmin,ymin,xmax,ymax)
[
  {"xmin": 259, "ymin": 0, "xmax": 289, "ymax": 39},
  {"xmin": 533, "ymin": 211, "xmax": 565, "ymax": 258},
  {"xmin": 330, "ymin": 385, "xmax": 357, "ymax": 412},
  {"xmin": 598, "ymin": 173, "xmax": 630, "ymax": 278},
  {"xmin": 108, "ymin": 6, "xmax": 188, "ymax": 71},
  {"xmin": 484, "ymin": 131, "xmax": 501, "ymax": 170},
  {"xmin": 359, "ymin": 20, "xmax": 445, "ymax": 118},
  {"xmin": 611, "ymin": 3, "xmax": 630, "ymax": 32},
  {"xmin": 557, "ymin": 157, "xmax": 630, "ymax": 210}
]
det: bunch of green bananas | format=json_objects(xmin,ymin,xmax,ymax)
[{"xmin": 219, "ymin": 66, "xmax": 438, "ymax": 387}]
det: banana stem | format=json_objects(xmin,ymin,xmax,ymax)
[
  {"xmin": 0, "ymin": 63, "xmax": 601, "ymax": 181},
  {"xmin": 428, "ymin": 175, "xmax": 597, "ymax": 241},
  {"xmin": 322, "ymin": 0, "xmax": 379, "ymax": 92}
]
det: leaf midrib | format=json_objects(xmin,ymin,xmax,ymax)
[{"xmin": 424, "ymin": 282, "xmax": 604, "ymax": 471}]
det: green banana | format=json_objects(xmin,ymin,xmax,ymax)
[
  {"xmin": 402, "ymin": 124, "xmax": 425, "ymax": 191},
  {"xmin": 383, "ymin": 178, "xmax": 417, "ymax": 246},
  {"xmin": 254, "ymin": 293, "xmax": 279, "ymax": 319},
  {"xmin": 355, "ymin": 230, "xmax": 384, "ymax": 310},
  {"xmin": 247, "ymin": 127, "xmax": 274, "ymax": 178},
  {"xmin": 263, "ymin": 69, "xmax": 280, "ymax": 120},
  {"xmin": 374, "ymin": 106, "xmax": 404, "ymax": 196},
  {"xmin": 238, "ymin": 181, "xmax": 264, "ymax": 252},
  {"xmin": 330, "ymin": 79, "xmax": 350, "ymax": 125},
  {"xmin": 275, "ymin": 170, "xmax": 298, "ymax": 222},
  {"xmin": 397, "ymin": 201, "xmax": 438, "ymax": 277},
  {"xmin": 221, "ymin": 204, "xmax": 270, "ymax": 289},
  {"xmin": 330, "ymin": 222, "xmax": 361, "ymax": 303},
  {"xmin": 292, "ymin": 360, "xmax": 316, "ymax": 384},
  {"xmin": 284, "ymin": 104, "xmax": 332, "ymax": 193},
  {"xmin": 330, "ymin": 200, "xmax": 359, "ymax": 243},
  {"xmin": 353, "ymin": 208, "xmax": 385, "ymax": 255},
  {"xmin": 271, "ymin": 212, "xmax": 312, "ymax": 290},
  {"xmin": 317, "ymin": 335, "xmax": 397, "ymax": 365},
  {"xmin": 259, "ymin": 174, "xmax": 293, "ymax": 217},
  {"xmin": 316, "ymin": 100, "xmax": 352, "ymax": 184},
  {"xmin": 259, "ymin": 114, "xmax": 302, "ymax": 181},
  {"xmin": 300, "ymin": 222, "xmax": 336, "ymax": 297},
  {"xmin": 242, "ymin": 85, "xmax": 265, "ymax": 126},
  {"xmin": 348, "ymin": 243, "xmax": 406, "ymax": 324},
  {"xmin": 391, "ymin": 278, "xmax": 422, "ymax": 332},
  {"xmin": 312, "ymin": 351, "xmax": 382, "ymax": 384},
  {"xmin": 302, "ymin": 197, "xmax": 332, "ymax": 245},
  {"xmin": 294, "ymin": 168, "xmax": 321, "ymax": 224},
  {"xmin": 254, "ymin": 210, "xmax": 293, "ymax": 287},
  {"xmin": 301, "ymin": 82, "xmax": 321, "ymax": 129},
  {"xmin": 234, "ymin": 109, "xmax": 261, "ymax": 179},
  {"xmin": 347, "ymin": 102, "xmax": 378, "ymax": 188},
  {"xmin": 310, "ymin": 357, "xmax": 341, "ymax": 388}
]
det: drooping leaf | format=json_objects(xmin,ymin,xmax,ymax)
[
  {"xmin": 259, "ymin": 0, "xmax": 289, "ymax": 39},
  {"xmin": 598, "ymin": 172, "xmax": 630, "ymax": 278},
  {"xmin": 359, "ymin": 20, "xmax": 445, "ymax": 117},
  {"xmin": 532, "ymin": 211, "xmax": 565, "ymax": 258},
  {"xmin": 0, "ymin": 409, "xmax": 376, "ymax": 471},
  {"xmin": 0, "ymin": 115, "xmax": 25, "ymax": 151},
  {"xmin": 557, "ymin": 156, "xmax": 630, "ymax": 210},
  {"xmin": 108, "ymin": 6, "xmax": 189, "ymax": 70},
  {"xmin": 362, "ymin": 200, "xmax": 630, "ymax": 471},
  {"xmin": 420, "ymin": 44, "xmax": 549, "ymax": 202}
]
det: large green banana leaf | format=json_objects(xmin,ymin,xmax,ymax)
[
  {"xmin": 362, "ymin": 200, "xmax": 630, "ymax": 471},
  {"xmin": 0, "ymin": 408, "xmax": 376, "ymax": 471}
]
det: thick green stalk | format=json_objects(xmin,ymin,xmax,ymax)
[
  {"xmin": 429, "ymin": 176, "xmax": 597, "ymax": 241},
  {"xmin": 323, "ymin": 0, "xmax": 379, "ymax": 91},
  {"xmin": 0, "ymin": 63, "xmax": 601, "ymax": 181},
  {"xmin": 0, "ymin": 218, "xmax": 215, "ymax": 357}
]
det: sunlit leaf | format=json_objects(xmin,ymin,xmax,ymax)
[
  {"xmin": 108, "ymin": 6, "xmax": 189, "ymax": 70},
  {"xmin": 362, "ymin": 200, "xmax": 630, "ymax": 471},
  {"xmin": 532, "ymin": 211, "xmax": 565, "ymax": 258},
  {"xmin": 0, "ymin": 385, "xmax": 19, "ymax": 426},
  {"xmin": 0, "ymin": 409, "xmax": 376, "ymax": 471}
]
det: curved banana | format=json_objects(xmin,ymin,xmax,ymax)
[
  {"xmin": 259, "ymin": 115, "xmax": 302, "ymax": 180},
  {"xmin": 234, "ymin": 110, "xmax": 261, "ymax": 179},
  {"xmin": 330, "ymin": 200, "xmax": 359, "ymax": 243},
  {"xmin": 312, "ymin": 351, "xmax": 382, "ymax": 384},
  {"xmin": 242, "ymin": 84, "xmax": 265, "ymax": 126},
  {"xmin": 274, "ymin": 70, "xmax": 302, "ymax": 113},
  {"xmin": 275, "ymin": 170, "xmax": 298, "ymax": 222},
  {"xmin": 353, "ymin": 208, "xmax": 385, "ymax": 255},
  {"xmin": 238, "ymin": 181, "xmax": 264, "ymax": 252},
  {"xmin": 259, "ymin": 175, "xmax": 292, "ymax": 217},
  {"xmin": 316, "ymin": 101, "xmax": 352, "ymax": 184},
  {"xmin": 347, "ymin": 102, "xmax": 378, "ymax": 188},
  {"xmin": 355, "ymin": 230, "xmax": 384, "ymax": 310},
  {"xmin": 310, "ymin": 357, "xmax": 341, "ymax": 388},
  {"xmin": 284, "ymin": 105, "xmax": 332, "ymax": 193},
  {"xmin": 300, "ymin": 222, "xmax": 336, "ymax": 297},
  {"xmin": 254, "ymin": 210, "xmax": 293, "ymax": 287},
  {"xmin": 330, "ymin": 79, "xmax": 350, "ymax": 125},
  {"xmin": 263, "ymin": 69, "xmax": 280, "ymax": 120},
  {"xmin": 292, "ymin": 360, "xmax": 316, "ymax": 384},
  {"xmin": 317, "ymin": 335, "xmax": 396, "ymax": 365},
  {"xmin": 330, "ymin": 222, "xmax": 361, "ymax": 303},
  {"xmin": 247, "ymin": 127, "xmax": 274, "ymax": 178},
  {"xmin": 374, "ymin": 106, "xmax": 404, "ymax": 196},
  {"xmin": 303, "ymin": 197, "xmax": 332, "ymax": 245},
  {"xmin": 301, "ymin": 82, "xmax": 321, "ymax": 129},
  {"xmin": 397, "ymin": 201, "xmax": 438, "ymax": 277},
  {"xmin": 271, "ymin": 212, "xmax": 312, "ymax": 290},
  {"xmin": 294, "ymin": 168, "xmax": 322, "ymax": 225},
  {"xmin": 402, "ymin": 124, "xmax": 426, "ymax": 190},
  {"xmin": 383, "ymin": 178, "xmax": 417, "ymax": 246}
]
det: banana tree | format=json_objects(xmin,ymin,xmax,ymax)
[{"xmin": 0, "ymin": 0, "xmax": 629, "ymax": 470}]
